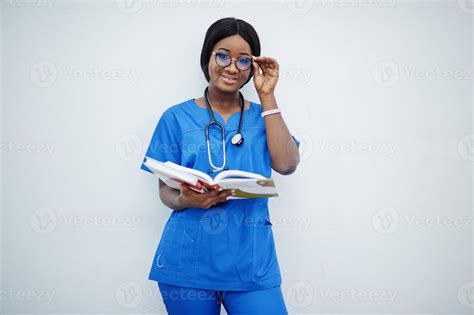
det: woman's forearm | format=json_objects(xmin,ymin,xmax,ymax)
[
  {"xmin": 158, "ymin": 180, "xmax": 187, "ymax": 211},
  {"xmin": 259, "ymin": 93, "xmax": 300, "ymax": 175}
]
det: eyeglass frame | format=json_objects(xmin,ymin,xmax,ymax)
[{"xmin": 211, "ymin": 51, "xmax": 254, "ymax": 71}]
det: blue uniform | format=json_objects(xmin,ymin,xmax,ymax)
[{"xmin": 140, "ymin": 98, "xmax": 300, "ymax": 292}]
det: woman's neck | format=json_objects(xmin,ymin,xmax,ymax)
[{"xmin": 207, "ymin": 85, "xmax": 241, "ymax": 112}]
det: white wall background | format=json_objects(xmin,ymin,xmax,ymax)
[{"xmin": 1, "ymin": 0, "xmax": 472, "ymax": 314}]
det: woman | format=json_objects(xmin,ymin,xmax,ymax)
[{"xmin": 141, "ymin": 17, "xmax": 300, "ymax": 315}]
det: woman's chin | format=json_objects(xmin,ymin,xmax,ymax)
[{"xmin": 213, "ymin": 81, "xmax": 240, "ymax": 93}]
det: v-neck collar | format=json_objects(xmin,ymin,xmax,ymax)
[{"xmin": 190, "ymin": 98, "xmax": 253, "ymax": 126}]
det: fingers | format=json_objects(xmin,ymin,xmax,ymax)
[
  {"xmin": 207, "ymin": 189, "xmax": 236, "ymax": 208},
  {"xmin": 179, "ymin": 183, "xmax": 236, "ymax": 209},
  {"xmin": 252, "ymin": 56, "xmax": 279, "ymax": 70},
  {"xmin": 252, "ymin": 58, "xmax": 261, "ymax": 76},
  {"xmin": 180, "ymin": 183, "xmax": 190, "ymax": 193}
]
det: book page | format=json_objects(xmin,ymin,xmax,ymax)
[
  {"xmin": 163, "ymin": 161, "xmax": 213, "ymax": 184},
  {"xmin": 214, "ymin": 169, "xmax": 266, "ymax": 182}
]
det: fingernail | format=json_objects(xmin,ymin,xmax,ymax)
[
  {"xmin": 218, "ymin": 187, "xmax": 223, "ymax": 192},
  {"xmin": 226, "ymin": 196, "xmax": 232, "ymax": 200},
  {"xmin": 231, "ymin": 190, "xmax": 236, "ymax": 195}
]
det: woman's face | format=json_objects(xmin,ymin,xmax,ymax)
[{"xmin": 208, "ymin": 34, "xmax": 252, "ymax": 93}]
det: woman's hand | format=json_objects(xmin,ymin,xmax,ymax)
[
  {"xmin": 252, "ymin": 55, "xmax": 279, "ymax": 96},
  {"xmin": 176, "ymin": 183, "xmax": 235, "ymax": 209}
]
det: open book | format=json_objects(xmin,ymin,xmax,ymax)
[{"xmin": 142, "ymin": 156, "xmax": 278, "ymax": 199}]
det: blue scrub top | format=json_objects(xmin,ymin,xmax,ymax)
[{"xmin": 140, "ymin": 98, "xmax": 300, "ymax": 291}]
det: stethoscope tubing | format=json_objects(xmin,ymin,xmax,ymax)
[{"xmin": 203, "ymin": 86, "xmax": 245, "ymax": 173}]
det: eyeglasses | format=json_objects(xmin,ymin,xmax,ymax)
[{"xmin": 211, "ymin": 51, "xmax": 253, "ymax": 71}]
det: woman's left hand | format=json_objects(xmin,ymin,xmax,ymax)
[{"xmin": 252, "ymin": 55, "xmax": 279, "ymax": 96}]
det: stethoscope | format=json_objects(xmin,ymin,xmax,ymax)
[{"xmin": 204, "ymin": 86, "xmax": 245, "ymax": 173}]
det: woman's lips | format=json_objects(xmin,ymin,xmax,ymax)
[{"xmin": 221, "ymin": 75, "xmax": 237, "ymax": 84}]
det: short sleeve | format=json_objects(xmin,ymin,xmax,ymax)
[
  {"xmin": 140, "ymin": 111, "xmax": 182, "ymax": 174},
  {"xmin": 292, "ymin": 135, "xmax": 300, "ymax": 148}
]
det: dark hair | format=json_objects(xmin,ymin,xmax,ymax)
[{"xmin": 200, "ymin": 17, "xmax": 261, "ymax": 89}]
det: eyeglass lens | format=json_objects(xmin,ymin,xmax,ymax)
[{"xmin": 215, "ymin": 52, "xmax": 252, "ymax": 71}]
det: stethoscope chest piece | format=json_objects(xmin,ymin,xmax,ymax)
[{"xmin": 231, "ymin": 133, "xmax": 244, "ymax": 146}]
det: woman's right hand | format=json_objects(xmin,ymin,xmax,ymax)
[{"xmin": 176, "ymin": 183, "xmax": 235, "ymax": 209}]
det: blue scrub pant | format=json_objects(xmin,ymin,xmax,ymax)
[{"xmin": 157, "ymin": 282, "xmax": 288, "ymax": 315}]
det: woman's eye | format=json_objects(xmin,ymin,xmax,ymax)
[
  {"xmin": 217, "ymin": 53, "xmax": 229, "ymax": 60},
  {"xmin": 239, "ymin": 58, "xmax": 251, "ymax": 64}
]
